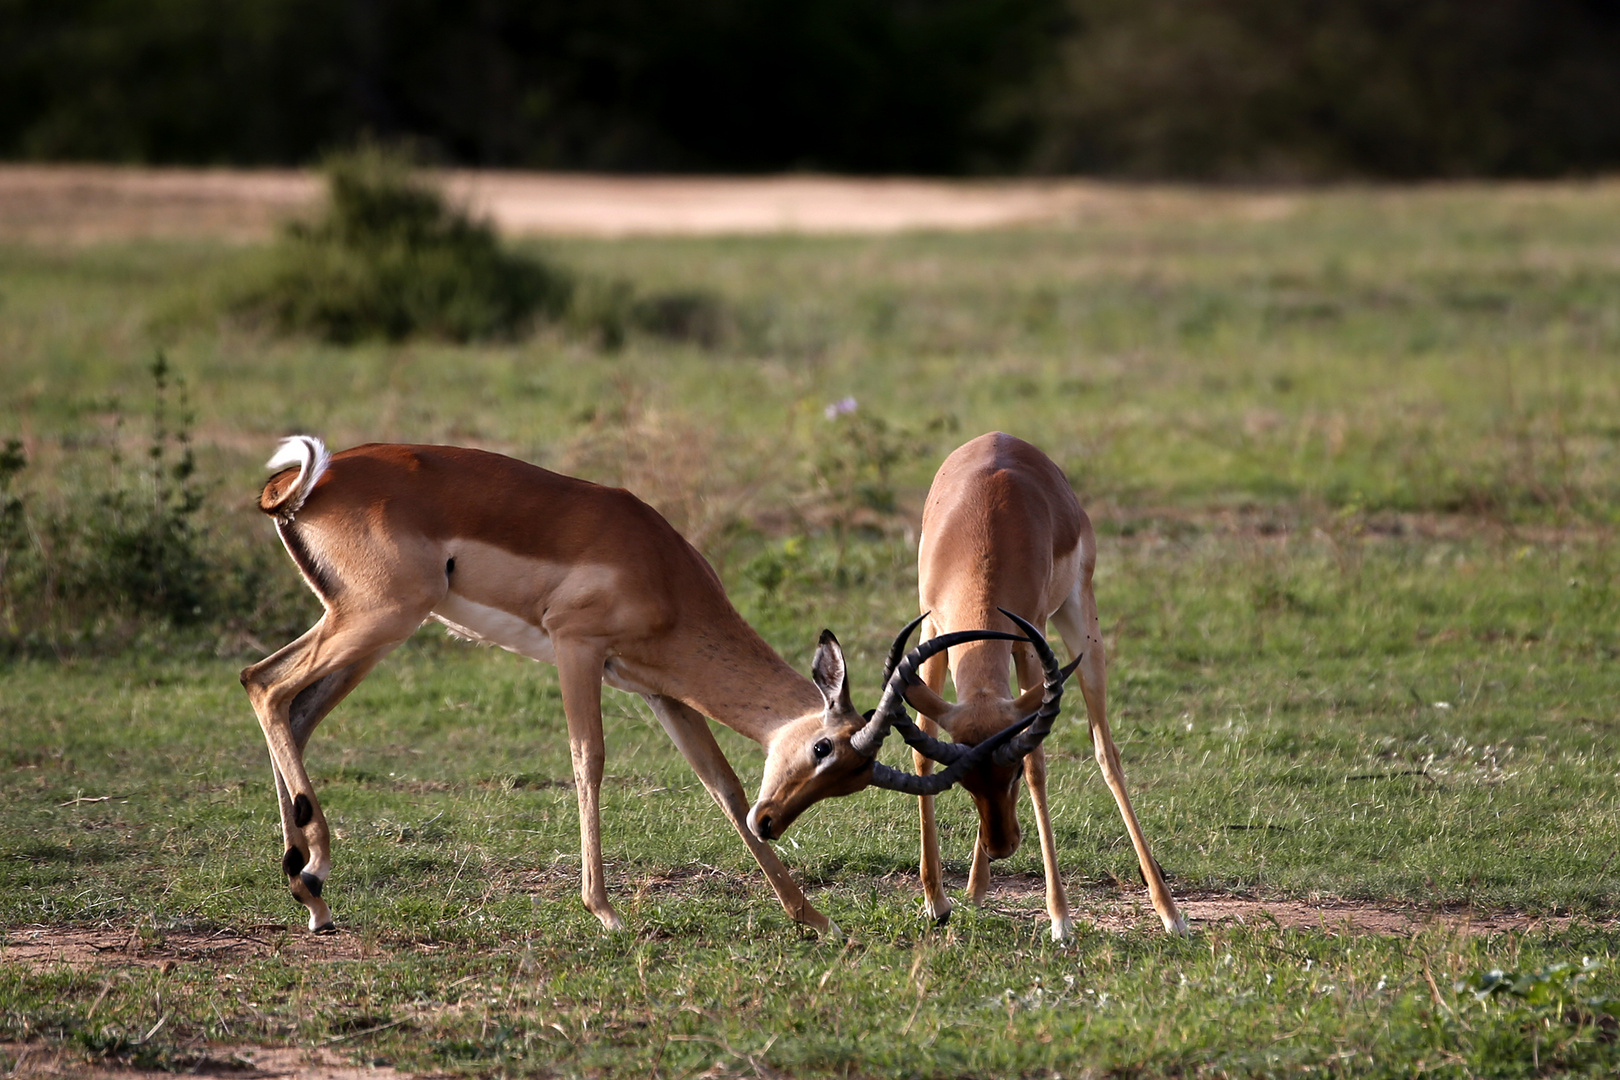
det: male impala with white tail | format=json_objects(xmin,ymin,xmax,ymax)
[
  {"xmin": 898, "ymin": 432, "xmax": 1187, "ymax": 939},
  {"xmin": 241, "ymin": 436, "xmax": 1033, "ymax": 937}
]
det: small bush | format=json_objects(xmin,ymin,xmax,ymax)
[
  {"xmin": 235, "ymin": 146, "xmax": 571, "ymax": 343},
  {"xmin": 809, "ymin": 406, "xmax": 957, "ymax": 532},
  {"xmin": 35, "ymin": 354, "xmax": 211, "ymax": 625},
  {"xmin": 0, "ymin": 356, "xmax": 319, "ymax": 653},
  {"xmin": 630, "ymin": 289, "xmax": 730, "ymax": 348},
  {"xmin": 568, "ymin": 280, "xmax": 735, "ymax": 351}
]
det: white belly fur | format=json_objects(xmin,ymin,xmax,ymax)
[{"xmin": 431, "ymin": 593, "xmax": 555, "ymax": 664}]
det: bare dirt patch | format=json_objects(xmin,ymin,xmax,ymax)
[
  {"xmin": 0, "ymin": 165, "xmax": 1302, "ymax": 244},
  {"xmin": 1, "ymin": 889, "xmax": 1597, "ymax": 977},
  {"xmin": 0, "ymin": 924, "xmax": 372, "ymax": 972},
  {"xmin": 2, "ymin": 1042, "xmax": 422, "ymax": 1080},
  {"xmin": 954, "ymin": 874, "xmax": 1601, "ymax": 938}
]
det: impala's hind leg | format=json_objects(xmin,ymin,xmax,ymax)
[
  {"xmin": 1010, "ymin": 640, "xmax": 1072, "ymax": 940},
  {"xmin": 241, "ymin": 615, "xmax": 413, "ymax": 931},
  {"xmin": 1049, "ymin": 580, "xmax": 1187, "ymax": 934}
]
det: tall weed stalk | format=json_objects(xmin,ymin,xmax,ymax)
[{"xmin": 1, "ymin": 356, "xmax": 315, "ymax": 653}]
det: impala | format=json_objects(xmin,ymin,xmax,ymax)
[
  {"xmin": 898, "ymin": 432, "xmax": 1187, "ymax": 938},
  {"xmin": 240, "ymin": 436, "xmax": 1033, "ymax": 937}
]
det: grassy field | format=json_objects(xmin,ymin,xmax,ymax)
[{"xmin": 3, "ymin": 181, "xmax": 1620, "ymax": 1077}]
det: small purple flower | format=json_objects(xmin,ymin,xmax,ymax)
[{"xmin": 824, "ymin": 396, "xmax": 858, "ymax": 420}]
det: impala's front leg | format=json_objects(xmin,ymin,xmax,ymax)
[
  {"xmin": 1054, "ymin": 593, "xmax": 1187, "ymax": 935},
  {"xmin": 964, "ymin": 829, "xmax": 993, "ymax": 905},
  {"xmin": 646, "ymin": 696, "xmax": 838, "ymax": 938},
  {"xmin": 1022, "ymin": 745, "xmax": 1072, "ymax": 940},
  {"xmin": 554, "ymin": 640, "xmax": 623, "ymax": 931},
  {"xmin": 915, "ymin": 643, "xmax": 953, "ymax": 924}
]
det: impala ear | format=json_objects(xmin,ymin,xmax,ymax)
[
  {"xmin": 811, "ymin": 629, "xmax": 855, "ymax": 719},
  {"xmin": 1011, "ymin": 681, "xmax": 1046, "ymax": 717},
  {"xmin": 902, "ymin": 681, "xmax": 956, "ymax": 725},
  {"xmin": 1014, "ymin": 654, "xmax": 1081, "ymax": 714}
]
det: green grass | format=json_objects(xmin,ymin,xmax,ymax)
[{"xmin": 3, "ymin": 181, "xmax": 1620, "ymax": 1076}]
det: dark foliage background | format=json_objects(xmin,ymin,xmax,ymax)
[{"xmin": 2, "ymin": 0, "xmax": 1619, "ymax": 178}]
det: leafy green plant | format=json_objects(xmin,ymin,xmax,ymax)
[
  {"xmin": 0, "ymin": 354, "xmax": 320, "ymax": 649},
  {"xmin": 629, "ymin": 289, "xmax": 731, "ymax": 348},
  {"xmin": 568, "ymin": 278, "xmax": 734, "ymax": 351},
  {"xmin": 1443, "ymin": 959, "xmax": 1620, "ymax": 1074},
  {"xmin": 1458, "ymin": 958, "xmax": 1620, "ymax": 1025},
  {"xmin": 235, "ymin": 145, "xmax": 572, "ymax": 342},
  {"xmin": 50, "ymin": 353, "xmax": 212, "ymax": 624},
  {"xmin": 811, "ymin": 405, "xmax": 956, "ymax": 530}
]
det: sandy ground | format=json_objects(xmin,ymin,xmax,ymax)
[
  {"xmin": 0, "ymin": 890, "xmax": 1588, "ymax": 974},
  {"xmin": 0, "ymin": 165, "xmax": 1307, "ymax": 244},
  {"xmin": 1, "ymin": 1044, "xmax": 415, "ymax": 1080}
]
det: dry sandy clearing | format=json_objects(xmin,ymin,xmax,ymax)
[
  {"xmin": 1, "ymin": 893, "xmax": 1586, "ymax": 975},
  {"xmin": 0, "ymin": 165, "xmax": 1309, "ymax": 244},
  {"xmin": 2, "ymin": 1043, "xmax": 415, "ymax": 1080}
]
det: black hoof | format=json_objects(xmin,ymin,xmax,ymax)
[
  {"xmin": 933, "ymin": 909, "xmax": 951, "ymax": 927},
  {"xmin": 313, "ymin": 921, "xmax": 337, "ymax": 934}
]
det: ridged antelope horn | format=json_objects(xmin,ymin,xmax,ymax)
[
  {"xmin": 851, "ymin": 623, "xmax": 1027, "ymax": 763},
  {"xmin": 869, "ymin": 712, "xmax": 1038, "ymax": 796},
  {"xmin": 991, "ymin": 607, "xmax": 1080, "ymax": 766},
  {"xmin": 879, "ymin": 612, "xmax": 929, "ymax": 688}
]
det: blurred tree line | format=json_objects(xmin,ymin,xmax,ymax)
[{"xmin": 3, "ymin": 0, "xmax": 1618, "ymax": 178}]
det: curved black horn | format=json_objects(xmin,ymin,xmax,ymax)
[
  {"xmin": 850, "ymin": 627, "xmax": 1027, "ymax": 761},
  {"xmin": 880, "ymin": 612, "xmax": 928, "ymax": 688},
  {"xmin": 992, "ymin": 608, "xmax": 1079, "ymax": 766},
  {"xmin": 870, "ymin": 712, "xmax": 1038, "ymax": 795}
]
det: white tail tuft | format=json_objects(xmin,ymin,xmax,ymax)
[{"xmin": 264, "ymin": 435, "xmax": 332, "ymax": 522}]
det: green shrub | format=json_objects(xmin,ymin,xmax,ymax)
[
  {"xmin": 235, "ymin": 146, "xmax": 572, "ymax": 343},
  {"xmin": 0, "ymin": 356, "xmax": 318, "ymax": 652},
  {"xmin": 567, "ymin": 278, "xmax": 735, "ymax": 351},
  {"xmin": 39, "ymin": 354, "xmax": 212, "ymax": 625},
  {"xmin": 630, "ymin": 289, "xmax": 731, "ymax": 348}
]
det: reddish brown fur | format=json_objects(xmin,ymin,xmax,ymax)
[
  {"xmin": 906, "ymin": 432, "xmax": 1186, "ymax": 938},
  {"xmin": 916, "ymin": 434, "xmax": 1082, "ymax": 856},
  {"xmin": 240, "ymin": 441, "xmax": 903, "ymax": 938},
  {"xmin": 270, "ymin": 445, "xmax": 815, "ymax": 723}
]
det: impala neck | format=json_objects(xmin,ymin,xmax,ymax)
[
  {"xmin": 659, "ymin": 616, "xmax": 827, "ymax": 746},
  {"xmin": 950, "ymin": 636, "xmax": 1019, "ymax": 699}
]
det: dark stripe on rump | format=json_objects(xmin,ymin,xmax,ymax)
[
  {"xmin": 283, "ymin": 846, "xmax": 307, "ymax": 878},
  {"xmin": 294, "ymin": 793, "xmax": 314, "ymax": 827},
  {"xmin": 278, "ymin": 522, "xmax": 340, "ymax": 600},
  {"xmin": 446, "ymin": 557, "xmax": 455, "ymax": 577}
]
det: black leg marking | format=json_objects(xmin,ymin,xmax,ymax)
[
  {"xmin": 288, "ymin": 665, "xmax": 354, "ymax": 743},
  {"xmin": 293, "ymin": 793, "xmax": 313, "ymax": 827},
  {"xmin": 300, "ymin": 871, "xmax": 325, "ymax": 898},
  {"xmin": 283, "ymin": 846, "xmax": 307, "ymax": 878},
  {"xmin": 446, "ymin": 557, "xmax": 456, "ymax": 577}
]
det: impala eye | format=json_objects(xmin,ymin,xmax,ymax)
[{"xmin": 813, "ymin": 739, "xmax": 833, "ymax": 760}]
